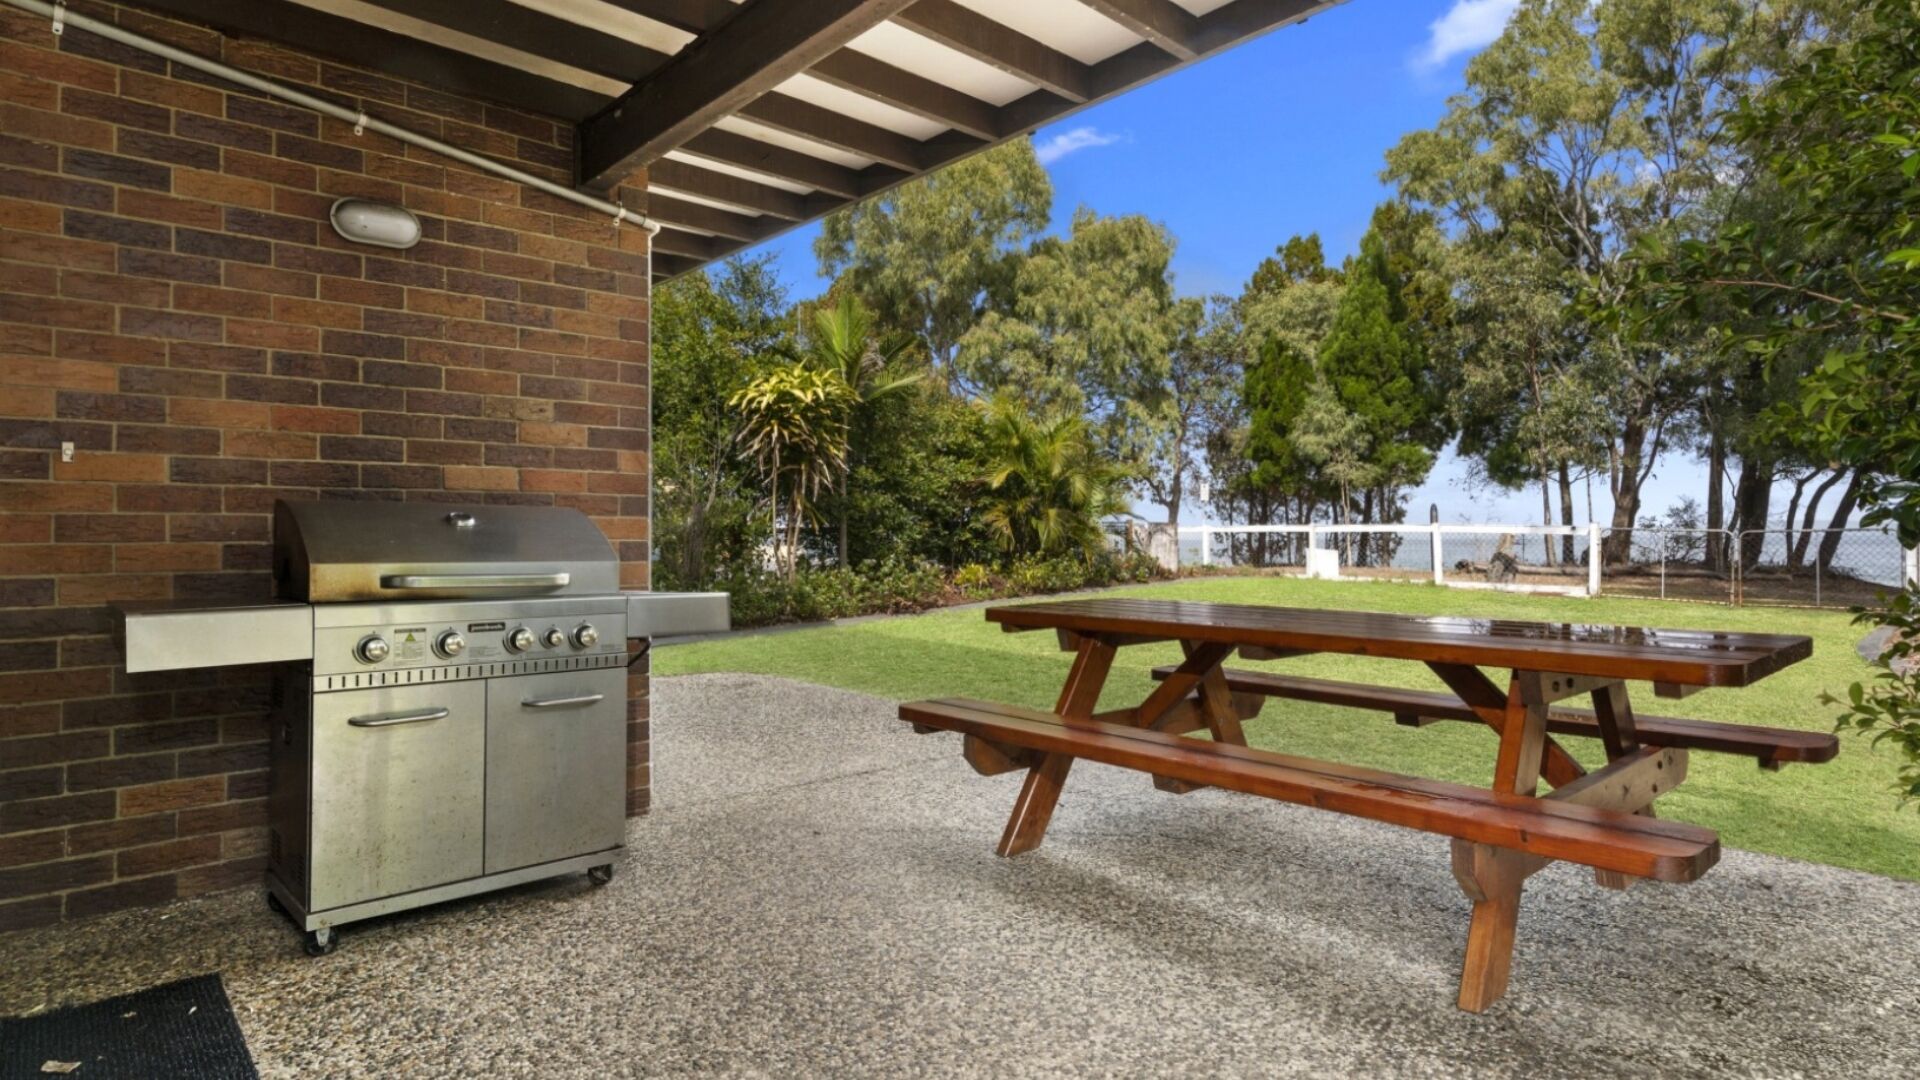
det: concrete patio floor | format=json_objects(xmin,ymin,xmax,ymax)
[{"xmin": 3, "ymin": 672, "xmax": 1918, "ymax": 1078}]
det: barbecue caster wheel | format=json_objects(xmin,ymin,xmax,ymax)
[
  {"xmin": 588, "ymin": 864, "xmax": 614, "ymax": 886},
  {"xmin": 304, "ymin": 927, "xmax": 337, "ymax": 957}
]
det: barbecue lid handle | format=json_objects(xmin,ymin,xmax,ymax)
[{"xmin": 379, "ymin": 573, "xmax": 571, "ymax": 590}]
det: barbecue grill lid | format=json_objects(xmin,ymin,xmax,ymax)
[{"xmin": 273, "ymin": 499, "xmax": 619, "ymax": 602}]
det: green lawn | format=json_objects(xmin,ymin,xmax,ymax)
[{"xmin": 657, "ymin": 575, "xmax": 1920, "ymax": 882}]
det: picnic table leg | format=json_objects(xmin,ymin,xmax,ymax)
[
  {"xmin": 1590, "ymin": 682, "xmax": 1649, "ymax": 891},
  {"xmin": 1452, "ymin": 670, "xmax": 1550, "ymax": 1012},
  {"xmin": 1152, "ymin": 640, "xmax": 1249, "ymax": 794},
  {"xmin": 996, "ymin": 635, "xmax": 1115, "ymax": 857}
]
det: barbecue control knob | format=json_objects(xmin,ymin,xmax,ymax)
[
  {"xmin": 435, "ymin": 630, "xmax": 466, "ymax": 658},
  {"xmin": 356, "ymin": 635, "xmax": 390, "ymax": 664},
  {"xmin": 506, "ymin": 626, "xmax": 535, "ymax": 653},
  {"xmin": 572, "ymin": 623, "xmax": 599, "ymax": 648},
  {"xmin": 541, "ymin": 627, "xmax": 566, "ymax": 649}
]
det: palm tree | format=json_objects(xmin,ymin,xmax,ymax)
[
  {"xmin": 729, "ymin": 364, "xmax": 854, "ymax": 581},
  {"xmin": 978, "ymin": 392, "xmax": 1127, "ymax": 558},
  {"xmin": 793, "ymin": 293, "xmax": 922, "ymax": 567}
]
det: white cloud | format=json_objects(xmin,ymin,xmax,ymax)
[
  {"xmin": 1412, "ymin": 0, "xmax": 1519, "ymax": 72},
  {"xmin": 1033, "ymin": 126, "xmax": 1125, "ymax": 166}
]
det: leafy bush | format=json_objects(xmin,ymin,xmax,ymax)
[{"xmin": 704, "ymin": 548, "xmax": 1170, "ymax": 630}]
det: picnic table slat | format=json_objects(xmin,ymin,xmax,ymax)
[{"xmin": 987, "ymin": 599, "xmax": 1811, "ymax": 688}]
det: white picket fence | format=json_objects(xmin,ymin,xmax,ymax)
[
  {"xmin": 1156, "ymin": 522, "xmax": 1920, "ymax": 606},
  {"xmin": 1184, "ymin": 523, "xmax": 1604, "ymax": 596}
]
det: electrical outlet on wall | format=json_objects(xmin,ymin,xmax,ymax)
[{"xmin": 61, "ymin": 441, "xmax": 74, "ymax": 463}]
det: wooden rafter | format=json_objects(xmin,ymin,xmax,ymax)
[
  {"xmin": 350, "ymin": 0, "xmax": 669, "ymax": 84},
  {"xmin": 112, "ymin": 0, "xmax": 609, "ymax": 119},
  {"xmin": 1076, "ymin": 0, "xmax": 1201, "ymax": 60},
  {"xmin": 642, "ymin": 194, "xmax": 779, "ymax": 244},
  {"xmin": 647, "ymin": 159, "xmax": 834, "ymax": 221},
  {"xmin": 676, "ymin": 129, "xmax": 864, "ymax": 198},
  {"xmin": 894, "ymin": 0, "xmax": 1092, "ymax": 102},
  {"xmin": 578, "ymin": 0, "xmax": 920, "ymax": 189}
]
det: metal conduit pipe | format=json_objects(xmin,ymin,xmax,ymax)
[{"xmin": 2, "ymin": 0, "xmax": 660, "ymax": 236}]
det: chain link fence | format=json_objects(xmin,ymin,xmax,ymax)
[{"xmin": 1177, "ymin": 523, "xmax": 1916, "ymax": 608}]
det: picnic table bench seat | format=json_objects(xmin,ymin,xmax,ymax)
[
  {"xmin": 902, "ymin": 697, "xmax": 1720, "ymax": 884},
  {"xmin": 1149, "ymin": 666, "xmax": 1839, "ymax": 769}
]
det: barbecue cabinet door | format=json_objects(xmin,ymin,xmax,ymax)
[
  {"xmin": 309, "ymin": 681, "xmax": 486, "ymax": 911},
  {"xmin": 485, "ymin": 667, "xmax": 626, "ymax": 872}
]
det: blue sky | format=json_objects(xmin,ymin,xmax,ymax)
[{"xmin": 737, "ymin": 0, "xmax": 1713, "ymax": 526}]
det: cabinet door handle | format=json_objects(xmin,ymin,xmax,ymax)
[
  {"xmin": 521, "ymin": 693, "xmax": 605, "ymax": 710},
  {"xmin": 348, "ymin": 707, "xmax": 450, "ymax": 728}
]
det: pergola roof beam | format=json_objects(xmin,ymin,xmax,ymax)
[
  {"xmin": 893, "ymin": 0, "xmax": 1093, "ymax": 103},
  {"xmin": 643, "ymin": 194, "xmax": 782, "ymax": 244},
  {"xmin": 578, "ymin": 0, "xmax": 920, "ymax": 189},
  {"xmin": 677, "ymin": 129, "xmax": 864, "ymax": 198},
  {"xmin": 1075, "ymin": 0, "xmax": 1201, "ymax": 60}
]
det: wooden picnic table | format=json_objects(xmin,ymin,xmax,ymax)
[{"xmin": 901, "ymin": 598, "xmax": 1832, "ymax": 1012}]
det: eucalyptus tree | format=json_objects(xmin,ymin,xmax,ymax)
[
  {"xmin": 1385, "ymin": 0, "xmax": 1794, "ymax": 562},
  {"xmin": 814, "ymin": 141, "xmax": 1051, "ymax": 386},
  {"xmin": 1139, "ymin": 295, "xmax": 1239, "ymax": 529},
  {"xmin": 955, "ymin": 208, "xmax": 1183, "ymax": 480}
]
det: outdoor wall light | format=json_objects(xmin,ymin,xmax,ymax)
[{"xmin": 328, "ymin": 198, "xmax": 421, "ymax": 249}]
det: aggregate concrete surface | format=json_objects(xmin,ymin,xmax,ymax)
[{"xmin": 3, "ymin": 673, "xmax": 1917, "ymax": 1078}]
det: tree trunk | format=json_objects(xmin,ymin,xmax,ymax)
[
  {"xmin": 1790, "ymin": 470, "xmax": 1844, "ymax": 568},
  {"xmin": 1539, "ymin": 472, "xmax": 1557, "ymax": 567},
  {"xmin": 1603, "ymin": 419, "xmax": 1653, "ymax": 566},
  {"xmin": 1557, "ymin": 464, "xmax": 1576, "ymax": 565},
  {"xmin": 1779, "ymin": 472, "xmax": 1812, "ymax": 570},
  {"xmin": 833, "ymin": 470, "xmax": 848, "ymax": 572},
  {"xmin": 1816, "ymin": 470, "xmax": 1865, "ymax": 572},
  {"xmin": 1704, "ymin": 430, "xmax": 1726, "ymax": 574},
  {"xmin": 1730, "ymin": 458, "xmax": 1774, "ymax": 571}
]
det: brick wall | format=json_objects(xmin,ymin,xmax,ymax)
[{"xmin": 0, "ymin": 2, "xmax": 652, "ymax": 930}]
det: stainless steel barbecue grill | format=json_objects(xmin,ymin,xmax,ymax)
[{"xmin": 118, "ymin": 499, "xmax": 726, "ymax": 955}]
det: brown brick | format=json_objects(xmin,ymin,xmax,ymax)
[
  {"xmin": 55, "ymin": 513, "xmax": 164, "ymax": 543},
  {"xmin": 116, "ymin": 188, "xmax": 222, "ymax": 229},
  {"xmin": 66, "ymin": 753, "xmax": 176, "ymax": 792},
  {"xmin": 177, "ymin": 226, "xmax": 272, "ymax": 264},
  {"xmin": 62, "ymin": 147, "xmax": 170, "ymax": 191},
  {"xmin": 66, "ymin": 812, "xmax": 175, "ymax": 855},
  {"xmin": 115, "ymin": 542, "xmax": 221, "ymax": 573},
  {"xmin": 175, "ymin": 797, "xmax": 264, "ymax": 837},
  {"xmin": 120, "ymin": 306, "xmax": 223, "ymax": 342},
  {"xmin": 51, "ymin": 452, "xmax": 167, "ymax": 483},
  {"xmin": 225, "ymin": 429, "xmax": 315, "ymax": 459},
  {"xmin": 226, "ymin": 374, "xmax": 316, "ymax": 405},
  {"xmin": 0, "ymin": 765, "xmax": 61, "ymax": 802},
  {"xmin": 0, "ymin": 894, "xmax": 63, "ymax": 932},
  {"xmin": 0, "ymin": 791, "xmax": 114, "ymax": 832},
  {"xmin": 63, "ymin": 208, "xmax": 170, "ymax": 249},
  {"xmin": 0, "ymin": 828, "xmax": 65, "ymax": 870},
  {"xmin": 0, "ymin": 356, "xmax": 118, "ymax": 392},
  {"xmin": 117, "ymin": 128, "xmax": 221, "ymax": 171},
  {"xmin": 119, "ymin": 248, "xmax": 221, "ymax": 286},
  {"xmin": 0, "ymin": 855, "xmax": 111, "ymax": 901},
  {"xmin": 119, "ymin": 775, "xmax": 225, "ymax": 817},
  {"xmin": 173, "ymin": 167, "xmax": 273, "ymax": 209},
  {"xmin": 58, "ymin": 573, "xmax": 169, "ymax": 606},
  {"xmin": 445, "ymin": 465, "xmax": 518, "ymax": 491},
  {"xmin": 0, "ymin": 543, "xmax": 113, "ymax": 575},
  {"xmin": 65, "ymin": 873, "xmax": 177, "ymax": 918},
  {"xmin": 61, "ymin": 85, "xmax": 170, "ymax": 131},
  {"xmin": 116, "ymin": 835, "xmax": 221, "ymax": 877},
  {"xmin": 116, "ymin": 423, "xmax": 220, "ymax": 455}
]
